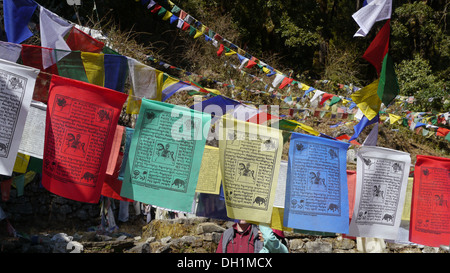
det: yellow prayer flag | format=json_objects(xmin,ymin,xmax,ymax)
[
  {"xmin": 126, "ymin": 87, "xmax": 142, "ymax": 114},
  {"xmin": 194, "ymin": 29, "xmax": 203, "ymax": 39},
  {"xmin": 262, "ymin": 67, "xmax": 271, "ymax": 74},
  {"xmin": 205, "ymin": 88, "xmax": 221, "ymax": 95},
  {"xmin": 81, "ymin": 52, "xmax": 105, "ymax": 87},
  {"xmin": 388, "ymin": 113, "xmax": 401, "ymax": 125},
  {"xmin": 13, "ymin": 153, "xmax": 30, "ymax": 173},
  {"xmin": 301, "ymin": 84, "xmax": 311, "ymax": 91},
  {"xmin": 288, "ymin": 120, "xmax": 320, "ymax": 136},
  {"xmin": 225, "ymin": 50, "xmax": 237, "ymax": 56},
  {"xmin": 350, "ymin": 79, "xmax": 381, "ymax": 121},
  {"xmin": 162, "ymin": 11, "xmax": 173, "ymax": 21},
  {"xmin": 195, "ymin": 146, "xmax": 222, "ymax": 195},
  {"xmin": 401, "ymin": 177, "xmax": 414, "ymax": 221}
]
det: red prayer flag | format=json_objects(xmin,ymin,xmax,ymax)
[
  {"xmin": 347, "ymin": 170, "xmax": 357, "ymax": 220},
  {"xmin": 21, "ymin": 44, "xmax": 58, "ymax": 75},
  {"xmin": 216, "ymin": 44, "xmax": 224, "ymax": 56},
  {"xmin": 245, "ymin": 59, "xmax": 257, "ymax": 69},
  {"xmin": 362, "ymin": 20, "xmax": 391, "ymax": 75},
  {"xmin": 150, "ymin": 4, "xmax": 161, "ymax": 13},
  {"xmin": 410, "ymin": 155, "xmax": 450, "ymax": 247},
  {"xmin": 101, "ymin": 151, "xmax": 134, "ymax": 202},
  {"xmin": 436, "ymin": 127, "xmax": 450, "ymax": 137},
  {"xmin": 42, "ymin": 75, "xmax": 128, "ymax": 203},
  {"xmin": 320, "ymin": 93, "xmax": 334, "ymax": 106},
  {"xmin": 247, "ymin": 112, "xmax": 280, "ymax": 124},
  {"xmin": 65, "ymin": 26, "xmax": 105, "ymax": 53},
  {"xmin": 279, "ymin": 77, "xmax": 294, "ymax": 89}
]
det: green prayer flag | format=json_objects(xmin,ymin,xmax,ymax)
[
  {"xmin": 329, "ymin": 96, "xmax": 342, "ymax": 106},
  {"xmin": 377, "ymin": 53, "xmax": 399, "ymax": 107},
  {"xmin": 55, "ymin": 50, "xmax": 89, "ymax": 83},
  {"xmin": 120, "ymin": 99, "xmax": 212, "ymax": 212}
]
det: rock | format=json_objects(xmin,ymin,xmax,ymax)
[
  {"xmin": 333, "ymin": 237, "xmax": 356, "ymax": 250},
  {"xmin": 305, "ymin": 240, "xmax": 333, "ymax": 253},
  {"xmin": 196, "ymin": 222, "xmax": 225, "ymax": 234},
  {"xmin": 161, "ymin": 236, "xmax": 172, "ymax": 244},
  {"xmin": 51, "ymin": 233, "xmax": 73, "ymax": 243},
  {"xmin": 289, "ymin": 239, "xmax": 305, "ymax": 252}
]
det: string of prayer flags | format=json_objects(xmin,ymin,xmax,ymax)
[
  {"xmin": 283, "ymin": 132, "xmax": 350, "ymax": 234},
  {"xmin": 218, "ymin": 117, "xmax": 283, "ymax": 223},
  {"xmin": 409, "ymin": 155, "xmax": 450, "ymax": 247},
  {"xmin": 195, "ymin": 145, "xmax": 222, "ymax": 195},
  {"xmin": 0, "ymin": 59, "xmax": 40, "ymax": 176},
  {"xmin": 352, "ymin": 0, "xmax": 392, "ymax": 37},
  {"xmin": 3, "ymin": 0, "xmax": 38, "ymax": 44},
  {"xmin": 348, "ymin": 146, "xmax": 411, "ymax": 240},
  {"xmin": 120, "ymin": 99, "xmax": 212, "ymax": 212},
  {"xmin": 41, "ymin": 75, "xmax": 128, "ymax": 203}
]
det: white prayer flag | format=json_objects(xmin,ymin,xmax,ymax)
[
  {"xmin": 348, "ymin": 146, "xmax": 411, "ymax": 240},
  {"xmin": 0, "ymin": 59, "xmax": 40, "ymax": 175},
  {"xmin": 352, "ymin": 0, "xmax": 392, "ymax": 37}
]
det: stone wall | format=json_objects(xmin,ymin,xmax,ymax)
[
  {"xmin": 1, "ymin": 174, "xmax": 449, "ymax": 253},
  {"xmin": 0, "ymin": 173, "xmax": 101, "ymax": 229}
]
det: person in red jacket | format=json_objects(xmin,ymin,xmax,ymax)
[{"xmin": 216, "ymin": 220, "xmax": 263, "ymax": 253}]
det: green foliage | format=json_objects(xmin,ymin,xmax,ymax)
[{"xmin": 396, "ymin": 54, "xmax": 448, "ymax": 112}]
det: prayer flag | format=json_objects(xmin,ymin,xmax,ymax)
[
  {"xmin": 410, "ymin": 155, "xmax": 450, "ymax": 247},
  {"xmin": 377, "ymin": 53, "xmax": 399, "ymax": 107},
  {"xmin": 104, "ymin": 54, "xmax": 129, "ymax": 93},
  {"xmin": 0, "ymin": 41, "xmax": 22, "ymax": 63},
  {"xmin": 41, "ymin": 75, "xmax": 128, "ymax": 203},
  {"xmin": 195, "ymin": 145, "xmax": 222, "ymax": 195},
  {"xmin": 219, "ymin": 117, "xmax": 283, "ymax": 223},
  {"xmin": 351, "ymin": 79, "xmax": 381, "ymax": 120},
  {"xmin": 3, "ymin": 0, "xmax": 38, "ymax": 43},
  {"xmin": 350, "ymin": 114, "xmax": 379, "ymax": 141},
  {"xmin": 81, "ymin": 52, "xmax": 105, "ymax": 87},
  {"xmin": 65, "ymin": 26, "xmax": 105, "ymax": 53},
  {"xmin": 362, "ymin": 20, "xmax": 391, "ymax": 74},
  {"xmin": 39, "ymin": 6, "xmax": 72, "ymax": 51},
  {"xmin": 348, "ymin": 146, "xmax": 410, "ymax": 240},
  {"xmin": 352, "ymin": 0, "xmax": 392, "ymax": 37},
  {"xmin": 284, "ymin": 132, "xmax": 350, "ymax": 234},
  {"xmin": 54, "ymin": 50, "xmax": 89, "ymax": 82},
  {"xmin": 0, "ymin": 59, "xmax": 40, "ymax": 175}
]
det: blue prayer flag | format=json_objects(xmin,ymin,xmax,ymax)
[
  {"xmin": 3, "ymin": 0, "xmax": 38, "ymax": 43},
  {"xmin": 284, "ymin": 132, "xmax": 350, "ymax": 234},
  {"xmin": 104, "ymin": 54, "xmax": 129, "ymax": 93},
  {"xmin": 350, "ymin": 114, "xmax": 379, "ymax": 141}
]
